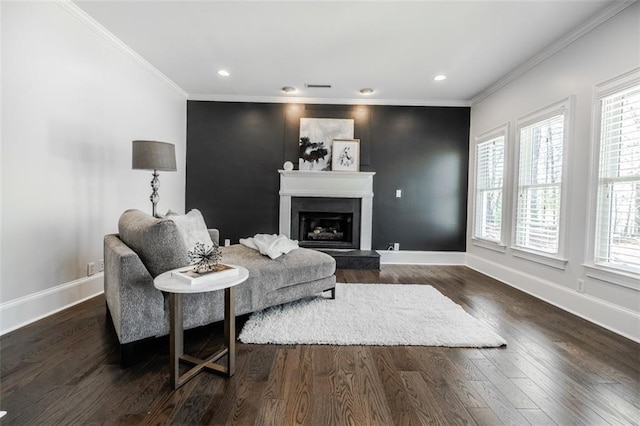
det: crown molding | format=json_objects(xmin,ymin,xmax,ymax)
[
  {"xmin": 187, "ymin": 93, "xmax": 471, "ymax": 108},
  {"xmin": 470, "ymin": 0, "xmax": 637, "ymax": 106},
  {"xmin": 60, "ymin": 0, "xmax": 633, "ymax": 108},
  {"xmin": 57, "ymin": 0, "xmax": 188, "ymax": 98}
]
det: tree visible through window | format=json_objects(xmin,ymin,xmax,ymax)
[
  {"xmin": 515, "ymin": 113, "xmax": 565, "ymax": 254},
  {"xmin": 474, "ymin": 136, "xmax": 505, "ymax": 243},
  {"xmin": 595, "ymin": 84, "xmax": 640, "ymax": 273}
]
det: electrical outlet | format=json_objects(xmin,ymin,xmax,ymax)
[
  {"xmin": 97, "ymin": 259, "xmax": 104, "ymax": 272},
  {"xmin": 577, "ymin": 279, "xmax": 585, "ymax": 293},
  {"xmin": 224, "ymin": 239, "xmax": 231, "ymax": 247},
  {"xmin": 87, "ymin": 262, "xmax": 96, "ymax": 276},
  {"xmin": 393, "ymin": 243, "xmax": 400, "ymax": 251},
  {"xmin": 396, "ymin": 189, "xmax": 402, "ymax": 198}
]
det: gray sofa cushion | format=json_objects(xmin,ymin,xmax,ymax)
[
  {"xmin": 118, "ymin": 209, "xmax": 189, "ymax": 277},
  {"xmin": 221, "ymin": 244, "xmax": 336, "ymax": 293}
]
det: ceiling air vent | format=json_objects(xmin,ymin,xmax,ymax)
[{"xmin": 305, "ymin": 84, "xmax": 332, "ymax": 89}]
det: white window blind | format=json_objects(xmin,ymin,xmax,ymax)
[
  {"xmin": 594, "ymin": 84, "xmax": 640, "ymax": 273},
  {"xmin": 474, "ymin": 136, "xmax": 505, "ymax": 242},
  {"xmin": 515, "ymin": 113, "xmax": 565, "ymax": 254}
]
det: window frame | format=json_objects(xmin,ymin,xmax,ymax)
[
  {"xmin": 511, "ymin": 97, "xmax": 573, "ymax": 269},
  {"xmin": 586, "ymin": 68, "xmax": 640, "ymax": 285},
  {"xmin": 471, "ymin": 124, "xmax": 509, "ymax": 252}
]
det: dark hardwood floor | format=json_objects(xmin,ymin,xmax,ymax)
[{"xmin": 1, "ymin": 265, "xmax": 638, "ymax": 425}]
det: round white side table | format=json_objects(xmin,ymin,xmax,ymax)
[{"xmin": 154, "ymin": 265, "xmax": 249, "ymax": 389}]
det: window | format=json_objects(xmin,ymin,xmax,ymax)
[
  {"xmin": 474, "ymin": 134, "xmax": 505, "ymax": 243},
  {"xmin": 594, "ymin": 83, "xmax": 640, "ymax": 274},
  {"xmin": 514, "ymin": 102, "xmax": 568, "ymax": 256}
]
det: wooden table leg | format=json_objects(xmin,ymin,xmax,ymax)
[
  {"xmin": 166, "ymin": 287, "xmax": 235, "ymax": 388},
  {"xmin": 169, "ymin": 293, "xmax": 183, "ymax": 389},
  {"xmin": 225, "ymin": 286, "xmax": 235, "ymax": 377}
]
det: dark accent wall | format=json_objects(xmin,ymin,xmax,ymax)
[
  {"xmin": 186, "ymin": 101, "xmax": 470, "ymax": 251},
  {"xmin": 186, "ymin": 102, "xmax": 284, "ymax": 240}
]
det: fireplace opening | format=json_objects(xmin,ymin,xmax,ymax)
[
  {"xmin": 300, "ymin": 212, "xmax": 353, "ymax": 246},
  {"xmin": 291, "ymin": 197, "xmax": 361, "ymax": 249}
]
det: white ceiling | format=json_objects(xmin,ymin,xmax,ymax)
[{"xmin": 74, "ymin": 0, "xmax": 621, "ymax": 105}]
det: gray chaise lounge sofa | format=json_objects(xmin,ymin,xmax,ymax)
[{"xmin": 104, "ymin": 209, "xmax": 336, "ymax": 364}]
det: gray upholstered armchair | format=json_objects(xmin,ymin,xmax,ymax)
[{"xmin": 104, "ymin": 209, "xmax": 336, "ymax": 365}]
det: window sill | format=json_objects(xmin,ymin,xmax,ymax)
[
  {"xmin": 471, "ymin": 238, "xmax": 507, "ymax": 253},
  {"xmin": 584, "ymin": 265, "xmax": 640, "ymax": 291},
  {"xmin": 511, "ymin": 247, "xmax": 568, "ymax": 270}
]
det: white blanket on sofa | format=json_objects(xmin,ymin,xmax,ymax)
[{"xmin": 239, "ymin": 234, "xmax": 299, "ymax": 259}]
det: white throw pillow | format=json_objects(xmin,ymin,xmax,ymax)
[{"xmin": 167, "ymin": 209, "xmax": 214, "ymax": 256}]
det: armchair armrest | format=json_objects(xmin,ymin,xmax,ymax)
[
  {"xmin": 104, "ymin": 234, "xmax": 165, "ymax": 344},
  {"xmin": 208, "ymin": 229, "xmax": 220, "ymax": 245}
]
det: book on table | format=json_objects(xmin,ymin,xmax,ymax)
[{"xmin": 171, "ymin": 264, "xmax": 239, "ymax": 285}]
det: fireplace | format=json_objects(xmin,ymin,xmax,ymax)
[
  {"xmin": 279, "ymin": 170, "xmax": 375, "ymax": 250},
  {"xmin": 291, "ymin": 197, "xmax": 361, "ymax": 249}
]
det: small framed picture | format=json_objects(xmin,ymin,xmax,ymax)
[{"xmin": 331, "ymin": 139, "xmax": 360, "ymax": 171}]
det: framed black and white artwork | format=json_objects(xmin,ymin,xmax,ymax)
[
  {"xmin": 331, "ymin": 139, "xmax": 360, "ymax": 172},
  {"xmin": 299, "ymin": 118, "xmax": 354, "ymax": 171}
]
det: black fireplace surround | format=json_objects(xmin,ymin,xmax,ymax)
[{"xmin": 291, "ymin": 197, "xmax": 361, "ymax": 249}]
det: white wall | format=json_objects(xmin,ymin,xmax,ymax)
[
  {"xmin": 467, "ymin": 3, "xmax": 640, "ymax": 341},
  {"xmin": 0, "ymin": 1, "xmax": 186, "ymax": 333}
]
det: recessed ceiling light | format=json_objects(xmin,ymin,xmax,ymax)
[
  {"xmin": 434, "ymin": 74, "xmax": 447, "ymax": 81},
  {"xmin": 217, "ymin": 69, "xmax": 230, "ymax": 77},
  {"xmin": 282, "ymin": 86, "xmax": 296, "ymax": 94},
  {"xmin": 360, "ymin": 88, "xmax": 374, "ymax": 95}
]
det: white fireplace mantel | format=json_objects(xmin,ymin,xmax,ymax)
[{"xmin": 279, "ymin": 170, "xmax": 375, "ymax": 250}]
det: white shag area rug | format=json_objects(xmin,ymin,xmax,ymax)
[{"xmin": 239, "ymin": 283, "xmax": 507, "ymax": 347}]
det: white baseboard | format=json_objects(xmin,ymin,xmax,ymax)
[
  {"xmin": 0, "ymin": 274, "xmax": 104, "ymax": 336},
  {"xmin": 378, "ymin": 250, "xmax": 466, "ymax": 265},
  {"xmin": 466, "ymin": 253, "xmax": 640, "ymax": 343}
]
